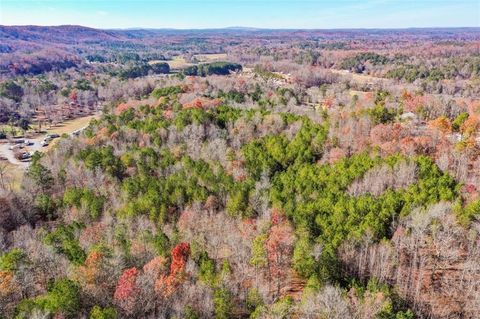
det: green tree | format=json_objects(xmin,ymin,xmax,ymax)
[
  {"xmin": 213, "ymin": 288, "xmax": 232, "ymax": 319},
  {"xmin": 89, "ymin": 306, "xmax": 117, "ymax": 319},
  {"xmin": 0, "ymin": 248, "xmax": 25, "ymax": 272},
  {"xmin": 16, "ymin": 279, "xmax": 81, "ymax": 318},
  {"xmin": 27, "ymin": 153, "xmax": 54, "ymax": 193},
  {"xmin": 0, "ymin": 80, "xmax": 23, "ymax": 102},
  {"xmin": 150, "ymin": 62, "xmax": 170, "ymax": 74},
  {"xmin": 44, "ymin": 223, "xmax": 86, "ymax": 265}
]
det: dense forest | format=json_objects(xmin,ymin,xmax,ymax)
[{"xmin": 0, "ymin": 26, "xmax": 479, "ymax": 319}]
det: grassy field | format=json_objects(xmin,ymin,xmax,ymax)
[
  {"xmin": 161, "ymin": 56, "xmax": 193, "ymax": 70},
  {"xmin": 0, "ymin": 161, "xmax": 24, "ymax": 191},
  {"xmin": 46, "ymin": 114, "xmax": 98, "ymax": 136},
  {"xmin": 330, "ymin": 69, "xmax": 383, "ymax": 84},
  {"xmin": 42, "ymin": 114, "xmax": 99, "ymax": 151},
  {"xmin": 152, "ymin": 53, "xmax": 229, "ymax": 71},
  {"xmin": 1, "ymin": 113, "xmax": 98, "ymax": 138},
  {"xmin": 0, "ymin": 124, "xmax": 26, "ymax": 137},
  {"xmin": 194, "ymin": 53, "xmax": 228, "ymax": 62}
]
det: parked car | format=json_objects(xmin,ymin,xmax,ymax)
[
  {"xmin": 23, "ymin": 140, "xmax": 33, "ymax": 146},
  {"xmin": 40, "ymin": 140, "xmax": 49, "ymax": 147},
  {"xmin": 21, "ymin": 152, "xmax": 31, "ymax": 160},
  {"xmin": 47, "ymin": 133, "xmax": 60, "ymax": 139},
  {"xmin": 14, "ymin": 151, "xmax": 31, "ymax": 160},
  {"xmin": 9, "ymin": 144, "xmax": 23, "ymax": 150}
]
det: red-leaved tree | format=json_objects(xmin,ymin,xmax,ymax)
[{"xmin": 114, "ymin": 267, "xmax": 139, "ymax": 314}]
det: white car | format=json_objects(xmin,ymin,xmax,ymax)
[{"xmin": 40, "ymin": 140, "xmax": 49, "ymax": 147}]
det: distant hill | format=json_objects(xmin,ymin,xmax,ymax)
[
  {"xmin": 1, "ymin": 25, "xmax": 479, "ymax": 44},
  {"xmin": 0, "ymin": 25, "xmax": 120, "ymax": 44},
  {"xmin": 0, "ymin": 25, "xmax": 479, "ymax": 78}
]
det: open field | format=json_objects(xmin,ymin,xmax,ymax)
[
  {"xmin": 0, "ymin": 161, "xmax": 24, "ymax": 191},
  {"xmin": 38, "ymin": 113, "xmax": 99, "ymax": 152},
  {"xmin": 44, "ymin": 114, "xmax": 98, "ymax": 137},
  {"xmin": 164, "ymin": 56, "xmax": 193, "ymax": 69},
  {"xmin": 151, "ymin": 53, "xmax": 229, "ymax": 71},
  {"xmin": 330, "ymin": 69, "xmax": 385, "ymax": 84},
  {"xmin": 194, "ymin": 53, "xmax": 228, "ymax": 62}
]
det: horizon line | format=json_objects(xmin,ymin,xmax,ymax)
[{"xmin": 2, "ymin": 24, "xmax": 480, "ymax": 31}]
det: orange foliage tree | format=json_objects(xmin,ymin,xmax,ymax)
[
  {"xmin": 428, "ymin": 116, "xmax": 452, "ymax": 134},
  {"xmin": 155, "ymin": 242, "xmax": 190, "ymax": 297},
  {"xmin": 265, "ymin": 209, "xmax": 295, "ymax": 297}
]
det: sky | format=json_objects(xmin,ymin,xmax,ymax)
[{"xmin": 1, "ymin": 0, "xmax": 479, "ymax": 29}]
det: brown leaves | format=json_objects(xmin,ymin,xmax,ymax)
[{"xmin": 0, "ymin": 271, "xmax": 16, "ymax": 296}]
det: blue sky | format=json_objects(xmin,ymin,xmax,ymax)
[{"xmin": 1, "ymin": 0, "xmax": 479, "ymax": 29}]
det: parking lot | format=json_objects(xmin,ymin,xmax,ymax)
[{"xmin": 0, "ymin": 114, "xmax": 98, "ymax": 168}]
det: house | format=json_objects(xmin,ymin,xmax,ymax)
[{"xmin": 400, "ymin": 112, "xmax": 418, "ymax": 123}]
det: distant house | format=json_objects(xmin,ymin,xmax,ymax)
[
  {"xmin": 475, "ymin": 136, "xmax": 480, "ymax": 147},
  {"xmin": 448, "ymin": 133, "xmax": 463, "ymax": 143},
  {"xmin": 400, "ymin": 112, "xmax": 418, "ymax": 123}
]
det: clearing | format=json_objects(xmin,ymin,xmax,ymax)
[
  {"xmin": 194, "ymin": 53, "xmax": 228, "ymax": 62},
  {"xmin": 156, "ymin": 53, "xmax": 229, "ymax": 71}
]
